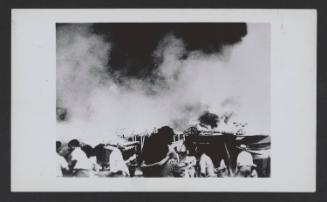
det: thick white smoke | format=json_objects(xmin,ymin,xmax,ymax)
[{"xmin": 56, "ymin": 24, "xmax": 270, "ymax": 145}]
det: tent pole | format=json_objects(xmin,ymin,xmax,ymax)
[{"xmin": 224, "ymin": 142, "xmax": 233, "ymax": 177}]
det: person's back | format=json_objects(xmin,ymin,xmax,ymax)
[
  {"xmin": 109, "ymin": 147, "xmax": 130, "ymax": 176},
  {"xmin": 237, "ymin": 150, "xmax": 253, "ymax": 167},
  {"xmin": 236, "ymin": 149, "xmax": 254, "ymax": 177},
  {"xmin": 142, "ymin": 136, "xmax": 169, "ymax": 164},
  {"xmin": 70, "ymin": 147, "xmax": 92, "ymax": 170},
  {"xmin": 143, "ymin": 145, "xmax": 168, "ymax": 164},
  {"xmin": 199, "ymin": 153, "xmax": 215, "ymax": 177},
  {"xmin": 141, "ymin": 126, "xmax": 176, "ymax": 177}
]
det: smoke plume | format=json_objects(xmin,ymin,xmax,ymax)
[{"xmin": 56, "ymin": 23, "xmax": 270, "ymax": 145}]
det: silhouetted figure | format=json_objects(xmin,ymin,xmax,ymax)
[{"xmin": 141, "ymin": 126, "xmax": 180, "ymax": 177}]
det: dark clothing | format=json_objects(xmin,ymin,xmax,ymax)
[{"xmin": 74, "ymin": 169, "xmax": 91, "ymax": 177}]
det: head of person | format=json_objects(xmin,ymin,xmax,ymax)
[
  {"xmin": 157, "ymin": 126, "xmax": 175, "ymax": 145},
  {"xmin": 56, "ymin": 141, "xmax": 62, "ymax": 153},
  {"xmin": 142, "ymin": 126, "xmax": 175, "ymax": 165},
  {"xmin": 68, "ymin": 139, "xmax": 80, "ymax": 151},
  {"xmin": 81, "ymin": 144, "xmax": 95, "ymax": 158}
]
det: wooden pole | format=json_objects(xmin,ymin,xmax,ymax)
[{"xmin": 224, "ymin": 142, "xmax": 233, "ymax": 176}]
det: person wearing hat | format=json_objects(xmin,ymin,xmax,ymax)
[{"xmin": 236, "ymin": 144, "xmax": 255, "ymax": 177}]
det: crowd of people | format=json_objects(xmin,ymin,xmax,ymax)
[{"xmin": 56, "ymin": 126, "xmax": 259, "ymax": 178}]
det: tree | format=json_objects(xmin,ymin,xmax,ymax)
[{"xmin": 198, "ymin": 111, "xmax": 219, "ymax": 129}]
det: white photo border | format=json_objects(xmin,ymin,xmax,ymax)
[{"xmin": 11, "ymin": 9, "xmax": 316, "ymax": 192}]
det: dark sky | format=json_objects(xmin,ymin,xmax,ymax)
[{"xmin": 57, "ymin": 23, "xmax": 247, "ymax": 79}]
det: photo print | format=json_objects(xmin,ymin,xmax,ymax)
[{"xmin": 56, "ymin": 23, "xmax": 271, "ymax": 178}]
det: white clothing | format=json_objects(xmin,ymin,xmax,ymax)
[
  {"xmin": 185, "ymin": 156, "xmax": 196, "ymax": 166},
  {"xmin": 57, "ymin": 154, "xmax": 68, "ymax": 177},
  {"xmin": 89, "ymin": 156, "xmax": 100, "ymax": 172},
  {"xmin": 199, "ymin": 153, "xmax": 215, "ymax": 177},
  {"xmin": 183, "ymin": 156, "xmax": 196, "ymax": 178},
  {"xmin": 237, "ymin": 150, "xmax": 254, "ymax": 166},
  {"xmin": 109, "ymin": 148, "xmax": 130, "ymax": 176},
  {"xmin": 70, "ymin": 147, "xmax": 93, "ymax": 170}
]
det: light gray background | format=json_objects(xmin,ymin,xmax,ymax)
[{"xmin": 11, "ymin": 9, "xmax": 316, "ymax": 192}]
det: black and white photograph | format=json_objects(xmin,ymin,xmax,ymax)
[
  {"xmin": 11, "ymin": 9, "xmax": 316, "ymax": 192},
  {"xmin": 56, "ymin": 23, "xmax": 271, "ymax": 178}
]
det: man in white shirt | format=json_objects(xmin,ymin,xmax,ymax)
[
  {"xmin": 105, "ymin": 145, "xmax": 130, "ymax": 177},
  {"xmin": 68, "ymin": 139, "xmax": 95, "ymax": 177},
  {"xmin": 199, "ymin": 152, "xmax": 216, "ymax": 177},
  {"xmin": 236, "ymin": 144, "xmax": 255, "ymax": 177}
]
